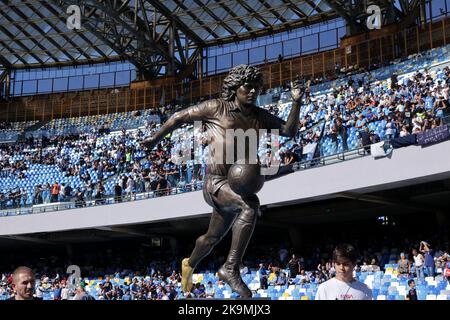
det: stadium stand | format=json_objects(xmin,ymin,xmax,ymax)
[
  {"xmin": 1, "ymin": 234, "xmax": 448, "ymax": 300},
  {"xmin": 0, "ymin": 44, "xmax": 449, "ymax": 213}
]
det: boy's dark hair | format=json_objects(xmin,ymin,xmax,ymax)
[
  {"xmin": 407, "ymin": 279, "xmax": 415, "ymax": 286},
  {"xmin": 221, "ymin": 65, "xmax": 263, "ymax": 101},
  {"xmin": 333, "ymin": 243, "xmax": 358, "ymax": 264}
]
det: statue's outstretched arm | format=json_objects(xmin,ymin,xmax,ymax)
[{"xmin": 142, "ymin": 100, "xmax": 216, "ymax": 150}]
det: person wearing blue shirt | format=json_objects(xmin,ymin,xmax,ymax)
[
  {"xmin": 53, "ymin": 283, "xmax": 62, "ymax": 300},
  {"xmin": 420, "ymin": 241, "xmax": 435, "ymax": 277},
  {"xmin": 275, "ymin": 271, "xmax": 288, "ymax": 286},
  {"xmin": 366, "ymin": 108, "xmax": 375, "ymax": 122},
  {"xmin": 355, "ymin": 114, "xmax": 367, "ymax": 129},
  {"xmin": 122, "ymin": 290, "xmax": 132, "ymax": 300},
  {"xmin": 425, "ymin": 96, "xmax": 434, "ymax": 111}
]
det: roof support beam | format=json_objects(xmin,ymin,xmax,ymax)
[
  {"xmin": 38, "ymin": 0, "xmax": 109, "ymax": 60},
  {"xmin": 25, "ymin": 1, "xmax": 94, "ymax": 63},
  {"xmin": 0, "ymin": 40, "xmax": 29, "ymax": 66},
  {"xmin": 49, "ymin": 0, "xmax": 175, "ymax": 78},
  {"xmin": 170, "ymin": 0, "xmax": 221, "ymax": 39},
  {"xmin": 0, "ymin": 71, "xmax": 5, "ymax": 82},
  {"xmin": 192, "ymin": 0, "xmax": 239, "ymax": 40},
  {"xmin": 0, "ymin": 68, "xmax": 9, "ymax": 99},
  {"xmin": 202, "ymin": 11, "xmax": 339, "ymax": 46},
  {"xmin": 398, "ymin": 0, "xmax": 410, "ymax": 15},
  {"xmin": 0, "ymin": 53, "xmax": 12, "ymax": 69},
  {"xmin": 280, "ymin": 0, "xmax": 309, "ymax": 18},
  {"xmin": 6, "ymin": 2, "xmax": 77, "ymax": 63},
  {"xmin": 0, "ymin": 6, "xmax": 60, "ymax": 63},
  {"xmin": 235, "ymin": 0, "xmax": 272, "ymax": 28},
  {"xmin": 144, "ymin": 0, "xmax": 205, "ymax": 45},
  {"xmin": 174, "ymin": 30, "xmax": 187, "ymax": 65},
  {"xmin": 320, "ymin": 0, "xmax": 364, "ymax": 34},
  {"xmin": 0, "ymin": 24, "xmax": 44, "ymax": 64},
  {"xmin": 304, "ymin": 0, "xmax": 324, "ymax": 14},
  {"xmin": 321, "ymin": 0, "xmax": 352, "ymax": 22},
  {"xmin": 256, "ymin": 0, "xmax": 288, "ymax": 24},
  {"xmin": 212, "ymin": 0, "xmax": 253, "ymax": 33}
]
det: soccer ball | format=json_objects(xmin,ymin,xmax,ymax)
[{"xmin": 228, "ymin": 163, "xmax": 265, "ymax": 197}]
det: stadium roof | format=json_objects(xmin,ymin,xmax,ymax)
[
  {"xmin": 0, "ymin": 0, "xmax": 419, "ymax": 77},
  {"xmin": 0, "ymin": 0, "xmax": 339, "ymax": 70},
  {"xmin": 149, "ymin": 0, "xmax": 337, "ymax": 43},
  {"xmin": 0, "ymin": 1, "xmax": 119, "ymax": 68}
]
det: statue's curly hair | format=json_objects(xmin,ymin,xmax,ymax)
[{"xmin": 221, "ymin": 65, "xmax": 263, "ymax": 101}]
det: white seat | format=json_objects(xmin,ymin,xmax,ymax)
[
  {"xmin": 249, "ymin": 283, "xmax": 259, "ymax": 291},
  {"xmin": 425, "ymin": 277, "xmax": 434, "ymax": 284},
  {"xmin": 398, "ymin": 289, "xmax": 406, "ymax": 296}
]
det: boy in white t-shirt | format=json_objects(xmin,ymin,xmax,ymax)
[{"xmin": 315, "ymin": 243, "xmax": 373, "ymax": 300}]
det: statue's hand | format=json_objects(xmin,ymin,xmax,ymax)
[
  {"xmin": 142, "ymin": 136, "xmax": 157, "ymax": 150},
  {"xmin": 291, "ymin": 79, "xmax": 306, "ymax": 103}
]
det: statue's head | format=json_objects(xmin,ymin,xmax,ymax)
[{"xmin": 222, "ymin": 65, "xmax": 263, "ymax": 105}]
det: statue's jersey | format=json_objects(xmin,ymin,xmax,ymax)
[{"xmin": 182, "ymin": 99, "xmax": 285, "ymax": 194}]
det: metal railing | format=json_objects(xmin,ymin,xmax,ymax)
[
  {"xmin": 442, "ymin": 115, "xmax": 450, "ymax": 126},
  {"xmin": 0, "ymin": 183, "xmax": 205, "ymax": 217}
]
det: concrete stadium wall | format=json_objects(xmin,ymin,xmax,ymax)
[{"xmin": 1, "ymin": 140, "xmax": 450, "ymax": 236}]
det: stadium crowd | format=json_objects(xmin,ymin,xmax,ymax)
[
  {"xmin": 1, "ymin": 232, "xmax": 448, "ymax": 300},
  {"xmin": 0, "ymin": 113, "xmax": 206, "ymax": 209}
]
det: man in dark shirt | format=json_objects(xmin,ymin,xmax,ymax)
[
  {"xmin": 335, "ymin": 118, "xmax": 348, "ymax": 151},
  {"xmin": 167, "ymin": 284, "xmax": 178, "ymax": 300},
  {"xmin": 157, "ymin": 175, "xmax": 168, "ymax": 196},
  {"xmin": 142, "ymin": 65, "xmax": 304, "ymax": 297},
  {"xmin": 391, "ymin": 73, "xmax": 398, "ymax": 90},
  {"xmin": 114, "ymin": 183, "xmax": 122, "ymax": 203},
  {"xmin": 65, "ymin": 184, "xmax": 72, "ymax": 201},
  {"xmin": 406, "ymin": 279, "xmax": 418, "ymax": 300},
  {"xmin": 33, "ymin": 185, "xmax": 43, "ymax": 205},
  {"xmin": 0, "ymin": 191, "xmax": 5, "ymax": 209},
  {"xmin": 370, "ymin": 130, "xmax": 380, "ymax": 144},
  {"xmin": 74, "ymin": 189, "xmax": 85, "ymax": 208},
  {"xmin": 102, "ymin": 277, "xmax": 113, "ymax": 297},
  {"xmin": 288, "ymin": 254, "xmax": 300, "ymax": 279},
  {"xmin": 359, "ymin": 126, "xmax": 372, "ymax": 154},
  {"xmin": 258, "ymin": 263, "xmax": 269, "ymax": 290},
  {"xmin": 150, "ymin": 178, "xmax": 159, "ymax": 192},
  {"xmin": 348, "ymin": 77, "xmax": 354, "ymax": 87}
]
